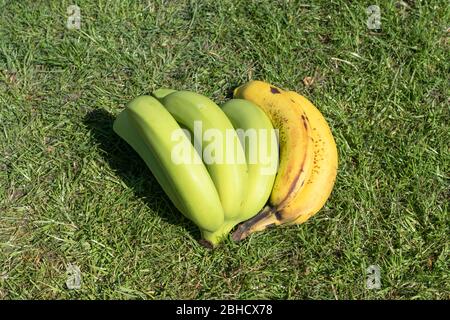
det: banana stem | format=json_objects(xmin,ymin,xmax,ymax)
[
  {"xmin": 200, "ymin": 221, "xmax": 237, "ymax": 249},
  {"xmin": 231, "ymin": 205, "xmax": 278, "ymax": 242}
]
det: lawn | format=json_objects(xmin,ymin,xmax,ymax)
[{"xmin": 0, "ymin": 0, "xmax": 448, "ymax": 299}]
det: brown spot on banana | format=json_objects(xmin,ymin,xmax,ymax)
[
  {"xmin": 301, "ymin": 116, "xmax": 309, "ymax": 130},
  {"xmin": 270, "ymin": 86, "xmax": 281, "ymax": 94},
  {"xmin": 276, "ymin": 147, "xmax": 308, "ymax": 210},
  {"xmin": 275, "ymin": 211, "xmax": 283, "ymax": 221}
]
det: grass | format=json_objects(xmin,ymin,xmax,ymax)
[{"xmin": 0, "ymin": 0, "xmax": 448, "ymax": 299}]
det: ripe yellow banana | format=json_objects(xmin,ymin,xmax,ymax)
[
  {"xmin": 282, "ymin": 91, "xmax": 338, "ymax": 224},
  {"xmin": 232, "ymin": 82, "xmax": 337, "ymax": 241},
  {"xmin": 221, "ymin": 99, "xmax": 278, "ymax": 221},
  {"xmin": 233, "ymin": 81, "xmax": 314, "ymax": 209},
  {"xmin": 113, "ymin": 96, "xmax": 227, "ymax": 244}
]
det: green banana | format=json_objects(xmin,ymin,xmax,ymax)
[
  {"xmin": 221, "ymin": 99, "xmax": 278, "ymax": 221},
  {"xmin": 113, "ymin": 110, "xmax": 187, "ymax": 215},
  {"xmin": 152, "ymin": 88, "xmax": 177, "ymax": 100},
  {"xmin": 157, "ymin": 91, "xmax": 248, "ymax": 222},
  {"xmin": 113, "ymin": 95, "xmax": 226, "ymax": 242}
]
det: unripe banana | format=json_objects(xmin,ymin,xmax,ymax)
[
  {"xmin": 113, "ymin": 109, "xmax": 187, "ymax": 215},
  {"xmin": 158, "ymin": 91, "xmax": 248, "ymax": 221},
  {"xmin": 221, "ymin": 99, "xmax": 278, "ymax": 220},
  {"xmin": 152, "ymin": 88, "xmax": 177, "ymax": 100},
  {"xmin": 113, "ymin": 96, "xmax": 225, "ymax": 237}
]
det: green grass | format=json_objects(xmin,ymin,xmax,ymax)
[{"xmin": 0, "ymin": 0, "xmax": 448, "ymax": 299}]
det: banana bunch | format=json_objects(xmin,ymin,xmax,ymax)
[
  {"xmin": 113, "ymin": 90, "xmax": 278, "ymax": 247},
  {"xmin": 113, "ymin": 80, "xmax": 337, "ymax": 247},
  {"xmin": 232, "ymin": 80, "xmax": 338, "ymax": 241}
]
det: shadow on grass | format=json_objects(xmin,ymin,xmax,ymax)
[
  {"xmin": 225, "ymin": 82, "xmax": 241, "ymax": 99},
  {"xmin": 83, "ymin": 109, "xmax": 201, "ymax": 241}
]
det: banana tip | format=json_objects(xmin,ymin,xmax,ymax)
[
  {"xmin": 198, "ymin": 239, "xmax": 214, "ymax": 250},
  {"xmin": 231, "ymin": 227, "xmax": 246, "ymax": 242}
]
